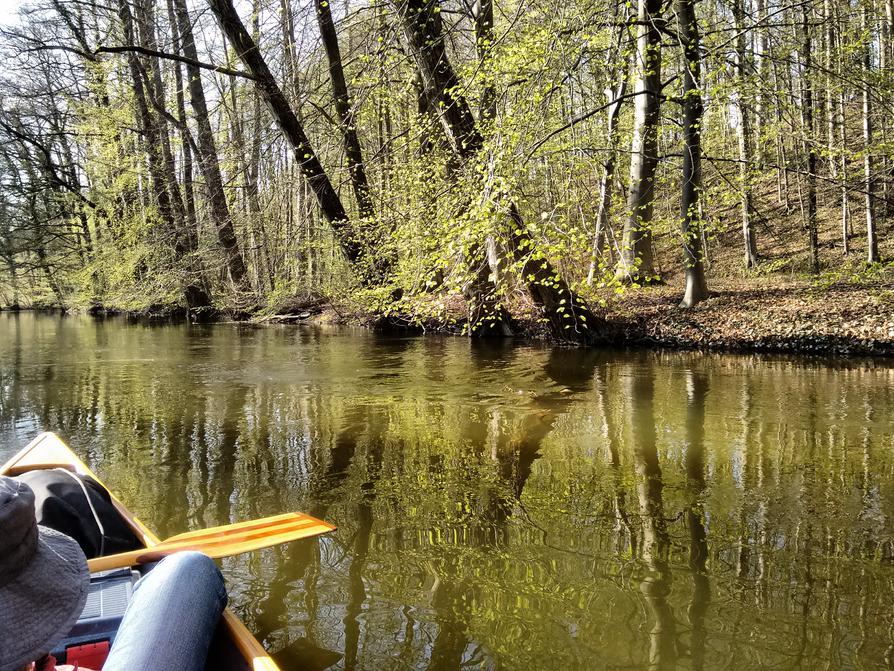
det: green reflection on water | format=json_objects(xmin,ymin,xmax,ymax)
[{"xmin": 1, "ymin": 313, "xmax": 893, "ymax": 670}]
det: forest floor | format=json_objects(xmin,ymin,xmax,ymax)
[
  {"xmin": 600, "ymin": 277, "xmax": 894, "ymax": 356},
  {"xmin": 588, "ymin": 184, "xmax": 894, "ymax": 356}
]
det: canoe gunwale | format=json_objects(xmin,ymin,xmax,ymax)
[{"xmin": 1, "ymin": 432, "xmax": 280, "ymax": 671}]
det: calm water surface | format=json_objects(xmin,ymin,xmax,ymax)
[{"xmin": 1, "ymin": 312, "xmax": 893, "ymax": 670}]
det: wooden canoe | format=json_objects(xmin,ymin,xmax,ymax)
[{"xmin": 1, "ymin": 431, "xmax": 315, "ymax": 671}]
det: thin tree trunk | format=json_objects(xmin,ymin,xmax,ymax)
[
  {"xmin": 824, "ymin": 0, "xmax": 837, "ymax": 186},
  {"xmin": 134, "ymin": 0, "xmax": 186, "ymax": 228},
  {"xmin": 173, "ymin": 0, "xmax": 251, "ymax": 292},
  {"xmin": 247, "ymin": 0, "xmax": 274, "ymax": 292},
  {"xmin": 586, "ymin": 83, "xmax": 625, "ymax": 284},
  {"xmin": 754, "ymin": 0, "xmax": 769, "ymax": 158},
  {"xmin": 376, "ymin": 7, "xmax": 393, "ymax": 197},
  {"xmin": 862, "ymin": 2, "xmax": 879, "ymax": 263},
  {"xmin": 279, "ymin": 0, "xmax": 301, "ymax": 104},
  {"xmin": 615, "ymin": 0, "xmax": 663, "ymax": 283},
  {"xmin": 841, "ymin": 82, "xmax": 850, "ymax": 255},
  {"xmin": 733, "ymin": 0, "xmax": 759, "ymax": 269},
  {"xmin": 676, "ymin": 0, "xmax": 708, "ymax": 307},
  {"xmin": 166, "ymin": 0, "xmax": 198, "ymax": 246},
  {"xmin": 472, "ymin": 0, "xmax": 496, "ymax": 122},
  {"xmin": 209, "ymin": 0, "xmax": 365, "ymax": 268},
  {"xmin": 802, "ymin": 1, "xmax": 819, "ymax": 274},
  {"xmin": 314, "ymin": 0, "xmax": 375, "ymax": 219},
  {"xmin": 837, "ymin": 0, "xmax": 850, "ymax": 254},
  {"xmin": 881, "ymin": 0, "xmax": 892, "ymax": 216},
  {"xmin": 4, "ymin": 256, "xmax": 19, "ymax": 308},
  {"xmin": 116, "ymin": 0, "xmax": 210, "ymax": 309},
  {"xmin": 587, "ymin": 15, "xmax": 630, "ymax": 285}
]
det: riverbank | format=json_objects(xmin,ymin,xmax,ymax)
[
  {"xmin": 5, "ymin": 277, "xmax": 893, "ymax": 356},
  {"xmin": 297, "ymin": 277, "xmax": 894, "ymax": 356},
  {"xmin": 602, "ymin": 279, "xmax": 894, "ymax": 356}
]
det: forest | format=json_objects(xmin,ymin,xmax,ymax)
[{"xmin": 0, "ymin": 0, "xmax": 892, "ymax": 344}]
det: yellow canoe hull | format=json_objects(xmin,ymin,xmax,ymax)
[{"xmin": 1, "ymin": 432, "xmax": 282, "ymax": 671}]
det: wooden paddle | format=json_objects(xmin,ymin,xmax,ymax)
[{"xmin": 87, "ymin": 512, "xmax": 335, "ymax": 572}]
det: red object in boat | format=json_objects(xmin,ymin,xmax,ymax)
[{"xmin": 65, "ymin": 641, "xmax": 110, "ymax": 669}]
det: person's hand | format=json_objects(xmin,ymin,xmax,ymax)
[{"xmin": 55, "ymin": 665, "xmax": 96, "ymax": 671}]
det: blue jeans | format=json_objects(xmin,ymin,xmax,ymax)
[{"xmin": 103, "ymin": 552, "xmax": 228, "ymax": 671}]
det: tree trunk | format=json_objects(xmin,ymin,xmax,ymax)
[
  {"xmin": 134, "ymin": 0, "xmax": 187, "ymax": 229},
  {"xmin": 173, "ymin": 0, "xmax": 251, "ymax": 292},
  {"xmin": 587, "ymin": 14, "xmax": 630, "ymax": 285},
  {"xmin": 802, "ymin": 1, "xmax": 819, "ymax": 273},
  {"xmin": 279, "ymin": 0, "xmax": 301, "ymax": 104},
  {"xmin": 209, "ymin": 0, "xmax": 365, "ymax": 269},
  {"xmin": 881, "ymin": 0, "xmax": 892, "ymax": 216},
  {"xmin": 862, "ymin": 2, "xmax": 879, "ymax": 263},
  {"xmin": 733, "ymin": 0, "xmax": 759, "ymax": 269},
  {"xmin": 830, "ymin": 0, "xmax": 850, "ymax": 255},
  {"xmin": 166, "ymin": 0, "xmax": 198, "ymax": 246},
  {"xmin": 472, "ymin": 0, "xmax": 496, "ymax": 122},
  {"xmin": 754, "ymin": 0, "xmax": 769, "ymax": 159},
  {"xmin": 615, "ymin": 0, "xmax": 663, "ymax": 283},
  {"xmin": 247, "ymin": 0, "xmax": 275, "ymax": 291},
  {"xmin": 398, "ymin": 0, "xmax": 510, "ymax": 334},
  {"xmin": 116, "ymin": 0, "xmax": 210, "ymax": 309},
  {"xmin": 824, "ymin": 0, "xmax": 837, "ymax": 186},
  {"xmin": 314, "ymin": 0, "xmax": 375, "ymax": 220},
  {"xmin": 676, "ymin": 0, "xmax": 708, "ymax": 307},
  {"xmin": 396, "ymin": 0, "xmax": 601, "ymax": 342},
  {"xmin": 3, "ymin": 255, "xmax": 19, "ymax": 309},
  {"xmin": 586, "ymin": 83, "xmax": 625, "ymax": 285}
]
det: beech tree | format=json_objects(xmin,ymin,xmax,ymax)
[
  {"xmin": 676, "ymin": 0, "xmax": 708, "ymax": 307},
  {"xmin": 615, "ymin": 0, "xmax": 664, "ymax": 284},
  {"xmin": 207, "ymin": 0, "xmax": 363, "ymax": 269},
  {"xmin": 172, "ymin": 0, "xmax": 250, "ymax": 292},
  {"xmin": 395, "ymin": 0, "xmax": 600, "ymax": 343}
]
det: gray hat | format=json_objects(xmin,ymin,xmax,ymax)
[{"xmin": 0, "ymin": 475, "xmax": 89, "ymax": 671}]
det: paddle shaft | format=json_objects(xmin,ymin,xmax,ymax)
[{"xmin": 88, "ymin": 512, "xmax": 335, "ymax": 572}]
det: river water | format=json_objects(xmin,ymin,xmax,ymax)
[{"xmin": 1, "ymin": 312, "xmax": 893, "ymax": 670}]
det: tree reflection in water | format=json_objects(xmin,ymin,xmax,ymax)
[
  {"xmin": 627, "ymin": 359, "xmax": 676, "ymax": 670},
  {"xmin": 2, "ymin": 314, "xmax": 894, "ymax": 670}
]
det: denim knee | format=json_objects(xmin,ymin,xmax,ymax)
[
  {"xmin": 137, "ymin": 551, "xmax": 227, "ymax": 606},
  {"xmin": 105, "ymin": 551, "xmax": 229, "ymax": 671}
]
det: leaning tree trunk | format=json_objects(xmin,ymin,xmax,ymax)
[
  {"xmin": 396, "ymin": 0, "xmax": 601, "ymax": 343},
  {"xmin": 208, "ymin": 0, "xmax": 366, "ymax": 271},
  {"xmin": 174, "ymin": 0, "xmax": 251, "ymax": 292},
  {"xmin": 676, "ymin": 0, "xmax": 708, "ymax": 307},
  {"xmin": 615, "ymin": 0, "xmax": 663, "ymax": 284},
  {"xmin": 397, "ymin": 0, "xmax": 510, "ymax": 334},
  {"xmin": 314, "ymin": 0, "xmax": 374, "ymax": 220}
]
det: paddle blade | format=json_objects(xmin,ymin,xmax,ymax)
[
  {"xmin": 87, "ymin": 512, "xmax": 335, "ymax": 573},
  {"xmin": 164, "ymin": 513, "xmax": 309, "ymax": 543}
]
